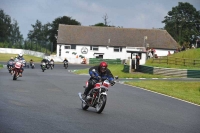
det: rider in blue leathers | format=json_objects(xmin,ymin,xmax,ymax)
[{"xmin": 82, "ymin": 61, "xmax": 115, "ymax": 99}]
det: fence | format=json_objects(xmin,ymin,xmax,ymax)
[{"xmin": 151, "ymin": 56, "xmax": 200, "ymax": 67}]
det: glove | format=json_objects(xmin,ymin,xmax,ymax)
[
  {"xmin": 110, "ymin": 80, "xmax": 115, "ymax": 86},
  {"xmin": 97, "ymin": 76, "xmax": 101, "ymax": 81},
  {"xmin": 91, "ymin": 74, "xmax": 98, "ymax": 79}
]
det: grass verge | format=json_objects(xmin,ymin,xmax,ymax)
[{"xmin": 125, "ymin": 81, "xmax": 200, "ymax": 105}]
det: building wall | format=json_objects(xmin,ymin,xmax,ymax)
[{"xmin": 57, "ymin": 44, "xmax": 175, "ymax": 65}]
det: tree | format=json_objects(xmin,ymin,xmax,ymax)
[
  {"xmin": 10, "ymin": 19, "xmax": 23, "ymax": 48},
  {"xmin": 0, "ymin": 9, "xmax": 12, "ymax": 43},
  {"xmin": 0, "ymin": 9, "xmax": 23, "ymax": 48},
  {"xmin": 49, "ymin": 16, "xmax": 81, "ymax": 52},
  {"xmin": 162, "ymin": 2, "xmax": 200, "ymax": 47},
  {"xmin": 27, "ymin": 20, "xmax": 44, "ymax": 51},
  {"xmin": 91, "ymin": 14, "xmax": 115, "ymax": 27}
]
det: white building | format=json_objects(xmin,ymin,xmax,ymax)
[{"xmin": 57, "ymin": 24, "xmax": 179, "ymax": 65}]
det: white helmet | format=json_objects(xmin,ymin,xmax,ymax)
[{"xmin": 19, "ymin": 53, "xmax": 23, "ymax": 57}]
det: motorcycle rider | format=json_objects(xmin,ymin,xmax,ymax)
[
  {"xmin": 81, "ymin": 58, "xmax": 86, "ymax": 64},
  {"xmin": 13, "ymin": 58, "xmax": 24, "ymax": 77},
  {"xmin": 63, "ymin": 58, "xmax": 68, "ymax": 67},
  {"xmin": 50, "ymin": 58, "xmax": 55, "ymax": 67},
  {"xmin": 7, "ymin": 57, "xmax": 14, "ymax": 69},
  {"xmin": 17, "ymin": 53, "xmax": 26, "ymax": 67},
  {"xmin": 18, "ymin": 53, "xmax": 23, "ymax": 59},
  {"xmin": 41, "ymin": 58, "xmax": 49, "ymax": 68},
  {"xmin": 30, "ymin": 59, "xmax": 33, "ymax": 65},
  {"xmin": 82, "ymin": 61, "xmax": 115, "ymax": 100}
]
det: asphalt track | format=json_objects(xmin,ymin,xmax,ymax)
[{"xmin": 0, "ymin": 63, "xmax": 200, "ymax": 133}]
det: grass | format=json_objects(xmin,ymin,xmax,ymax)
[
  {"xmin": 125, "ymin": 81, "xmax": 200, "ymax": 105},
  {"xmin": 0, "ymin": 53, "xmax": 43, "ymax": 62}
]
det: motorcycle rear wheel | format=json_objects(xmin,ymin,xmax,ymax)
[
  {"xmin": 82, "ymin": 101, "xmax": 89, "ymax": 110},
  {"xmin": 96, "ymin": 95, "xmax": 107, "ymax": 113}
]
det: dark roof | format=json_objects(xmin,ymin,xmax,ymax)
[{"xmin": 57, "ymin": 24, "xmax": 179, "ymax": 49}]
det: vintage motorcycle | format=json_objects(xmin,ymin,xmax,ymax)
[
  {"xmin": 13, "ymin": 61, "xmax": 23, "ymax": 80},
  {"xmin": 64, "ymin": 61, "xmax": 68, "ymax": 69},
  {"xmin": 78, "ymin": 78, "xmax": 117, "ymax": 114},
  {"xmin": 41, "ymin": 62, "xmax": 46, "ymax": 72}
]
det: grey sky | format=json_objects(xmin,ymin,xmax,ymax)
[{"xmin": 1, "ymin": 0, "xmax": 200, "ymax": 39}]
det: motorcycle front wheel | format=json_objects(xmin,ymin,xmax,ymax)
[
  {"xmin": 82, "ymin": 101, "xmax": 89, "ymax": 110},
  {"xmin": 96, "ymin": 95, "xmax": 107, "ymax": 113},
  {"xmin": 13, "ymin": 73, "xmax": 17, "ymax": 80}
]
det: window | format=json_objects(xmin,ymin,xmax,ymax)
[
  {"xmin": 64, "ymin": 45, "xmax": 76, "ymax": 49},
  {"xmin": 64, "ymin": 45, "xmax": 71, "ymax": 49},
  {"xmin": 90, "ymin": 46, "xmax": 99, "ymax": 51},
  {"xmin": 71, "ymin": 45, "xmax": 76, "ymax": 49},
  {"xmin": 114, "ymin": 47, "xmax": 122, "ymax": 52}
]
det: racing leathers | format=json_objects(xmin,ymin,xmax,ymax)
[{"xmin": 83, "ymin": 65, "xmax": 115, "ymax": 97}]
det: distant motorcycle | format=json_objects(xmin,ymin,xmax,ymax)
[
  {"xmin": 49, "ymin": 61, "xmax": 54, "ymax": 70},
  {"xmin": 7, "ymin": 60, "xmax": 14, "ymax": 74},
  {"xmin": 30, "ymin": 63, "xmax": 35, "ymax": 69},
  {"xmin": 41, "ymin": 62, "xmax": 46, "ymax": 72},
  {"xmin": 64, "ymin": 61, "xmax": 68, "ymax": 69},
  {"xmin": 13, "ymin": 62, "xmax": 23, "ymax": 80}
]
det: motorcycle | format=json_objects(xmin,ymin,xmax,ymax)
[
  {"xmin": 41, "ymin": 62, "xmax": 46, "ymax": 72},
  {"xmin": 78, "ymin": 77, "xmax": 117, "ymax": 114},
  {"xmin": 49, "ymin": 61, "xmax": 54, "ymax": 70},
  {"xmin": 13, "ymin": 62, "xmax": 23, "ymax": 80},
  {"xmin": 7, "ymin": 60, "xmax": 14, "ymax": 74},
  {"xmin": 64, "ymin": 61, "xmax": 68, "ymax": 69},
  {"xmin": 30, "ymin": 63, "xmax": 35, "ymax": 69}
]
